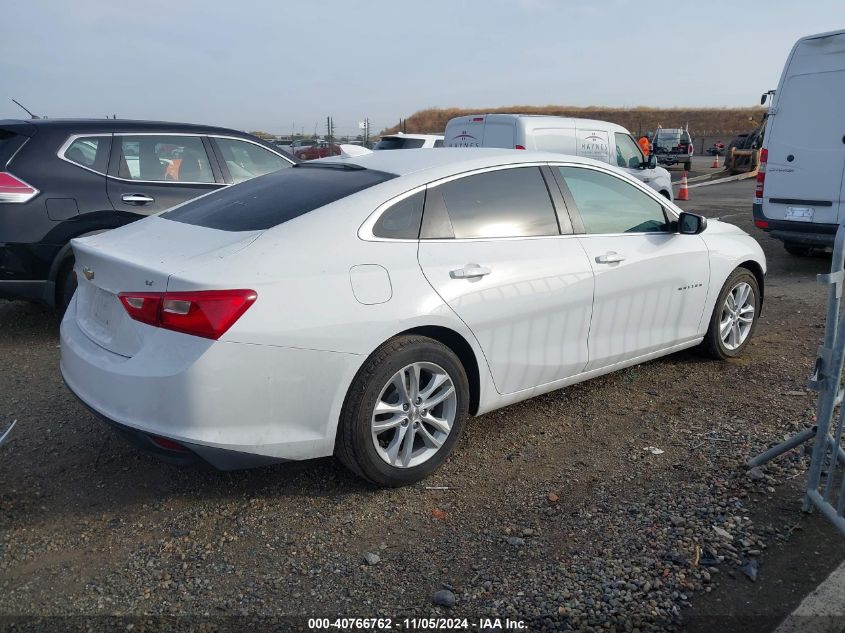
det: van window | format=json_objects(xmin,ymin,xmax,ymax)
[
  {"xmin": 423, "ymin": 167, "xmax": 559, "ymax": 239},
  {"xmin": 558, "ymin": 166, "xmax": 669, "ymax": 234},
  {"xmin": 614, "ymin": 133, "xmax": 644, "ymax": 169}
]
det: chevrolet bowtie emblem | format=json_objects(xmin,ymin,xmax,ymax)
[{"xmin": 82, "ymin": 267, "xmax": 94, "ymax": 280}]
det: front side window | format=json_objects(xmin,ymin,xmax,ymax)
[
  {"xmin": 558, "ymin": 166, "xmax": 669, "ymax": 234},
  {"xmin": 424, "ymin": 167, "xmax": 559, "ymax": 239},
  {"xmin": 214, "ymin": 137, "xmax": 291, "ymax": 183},
  {"xmin": 614, "ymin": 133, "xmax": 644, "ymax": 169},
  {"xmin": 116, "ymin": 135, "xmax": 214, "ymax": 183},
  {"xmin": 372, "ymin": 191, "xmax": 424, "ymax": 239},
  {"xmin": 63, "ymin": 136, "xmax": 109, "ymax": 172}
]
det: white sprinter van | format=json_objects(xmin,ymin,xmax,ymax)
[
  {"xmin": 444, "ymin": 114, "xmax": 674, "ymax": 200},
  {"xmin": 753, "ymin": 29, "xmax": 845, "ymax": 256}
]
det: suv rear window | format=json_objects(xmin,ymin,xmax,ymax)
[
  {"xmin": 0, "ymin": 130, "xmax": 24, "ymax": 163},
  {"xmin": 163, "ymin": 164, "xmax": 396, "ymax": 231},
  {"xmin": 375, "ymin": 137, "xmax": 425, "ymax": 150}
]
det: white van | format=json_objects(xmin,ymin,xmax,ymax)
[
  {"xmin": 753, "ymin": 29, "xmax": 845, "ymax": 256},
  {"xmin": 444, "ymin": 114, "xmax": 673, "ymax": 200}
]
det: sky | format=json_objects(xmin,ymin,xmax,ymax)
[{"xmin": 2, "ymin": 0, "xmax": 843, "ymax": 137}]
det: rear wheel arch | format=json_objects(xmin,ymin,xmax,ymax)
[{"xmin": 400, "ymin": 326, "xmax": 481, "ymax": 415}]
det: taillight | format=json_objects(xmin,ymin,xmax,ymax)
[
  {"xmin": 0, "ymin": 172, "xmax": 38, "ymax": 203},
  {"xmin": 754, "ymin": 219, "xmax": 769, "ymax": 229},
  {"xmin": 755, "ymin": 148, "xmax": 768, "ymax": 203},
  {"xmin": 118, "ymin": 292, "xmax": 161, "ymax": 326},
  {"xmin": 515, "ymin": 145, "xmax": 526, "ymax": 150},
  {"xmin": 118, "ymin": 289, "xmax": 257, "ymax": 340}
]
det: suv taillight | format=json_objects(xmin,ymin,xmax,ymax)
[
  {"xmin": 754, "ymin": 148, "xmax": 768, "ymax": 204},
  {"xmin": 119, "ymin": 289, "xmax": 257, "ymax": 340},
  {"xmin": 0, "ymin": 172, "xmax": 38, "ymax": 203}
]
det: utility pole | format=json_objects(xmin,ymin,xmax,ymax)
[{"xmin": 326, "ymin": 116, "xmax": 334, "ymax": 152}]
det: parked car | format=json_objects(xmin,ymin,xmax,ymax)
[
  {"xmin": 374, "ymin": 133, "xmax": 444, "ymax": 150},
  {"xmin": 652, "ymin": 127, "xmax": 694, "ymax": 171},
  {"xmin": 295, "ymin": 141, "xmax": 342, "ymax": 161},
  {"xmin": 0, "ymin": 119, "xmax": 297, "ymax": 309},
  {"xmin": 443, "ymin": 114, "xmax": 673, "ymax": 200},
  {"xmin": 289, "ymin": 139, "xmax": 317, "ymax": 154},
  {"xmin": 753, "ymin": 29, "xmax": 845, "ymax": 256},
  {"xmin": 61, "ymin": 149, "xmax": 765, "ymax": 486}
]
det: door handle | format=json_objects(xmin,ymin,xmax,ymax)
[
  {"xmin": 595, "ymin": 252, "xmax": 626, "ymax": 264},
  {"xmin": 450, "ymin": 264, "xmax": 491, "ymax": 279},
  {"xmin": 122, "ymin": 193, "xmax": 155, "ymax": 205}
]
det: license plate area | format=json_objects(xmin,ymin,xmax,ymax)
[
  {"xmin": 785, "ymin": 206, "xmax": 814, "ymax": 222},
  {"xmin": 91, "ymin": 287, "xmax": 119, "ymax": 328}
]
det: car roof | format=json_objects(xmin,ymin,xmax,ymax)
[
  {"xmin": 318, "ymin": 147, "xmax": 615, "ymax": 177},
  {"xmin": 0, "ymin": 118, "xmax": 253, "ymax": 136}
]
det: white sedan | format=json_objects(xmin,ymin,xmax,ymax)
[{"xmin": 61, "ymin": 149, "xmax": 765, "ymax": 486}]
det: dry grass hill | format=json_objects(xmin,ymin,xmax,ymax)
[{"xmin": 381, "ymin": 106, "xmax": 767, "ymax": 137}]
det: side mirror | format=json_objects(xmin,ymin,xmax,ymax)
[
  {"xmin": 644, "ymin": 153, "xmax": 657, "ymax": 169},
  {"xmin": 678, "ymin": 212, "xmax": 707, "ymax": 235}
]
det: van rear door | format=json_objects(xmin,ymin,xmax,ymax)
[
  {"xmin": 444, "ymin": 115, "xmax": 515, "ymax": 148},
  {"xmin": 763, "ymin": 32, "xmax": 845, "ymax": 225}
]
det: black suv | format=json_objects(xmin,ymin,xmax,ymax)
[{"xmin": 0, "ymin": 119, "xmax": 296, "ymax": 308}]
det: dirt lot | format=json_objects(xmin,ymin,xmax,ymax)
[{"xmin": 2, "ymin": 179, "xmax": 844, "ymax": 632}]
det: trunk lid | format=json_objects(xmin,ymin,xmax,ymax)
[{"xmin": 72, "ymin": 216, "xmax": 261, "ymax": 357}]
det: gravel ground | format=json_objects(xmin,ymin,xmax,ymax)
[{"xmin": 1, "ymin": 179, "xmax": 844, "ymax": 632}]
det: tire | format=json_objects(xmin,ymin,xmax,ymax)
[
  {"xmin": 335, "ymin": 335, "xmax": 469, "ymax": 487},
  {"xmin": 784, "ymin": 242, "xmax": 813, "ymax": 257},
  {"xmin": 698, "ymin": 268, "xmax": 761, "ymax": 360},
  {"xmin": 56, "ymin": 258, "xmax": 77, "ymax": 313},
  {"xmin": 684, "ymin": 160, "xmax": 692, "ymax": 171}
]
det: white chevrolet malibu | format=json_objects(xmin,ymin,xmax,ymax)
[{"xmin": 61, "ymin": 149, "xmax": 766, "ymax": 486}]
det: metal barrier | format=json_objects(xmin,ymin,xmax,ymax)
[{"xmin": 748, "ymin": 223, "xmax": 845, "ymax": 534}]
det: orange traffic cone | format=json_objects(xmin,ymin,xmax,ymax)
[
  {"xmin": 677, "ymin": 172, "xmax": 690, "ymax": 201},
  {"xmin": 711, "ymin": 152, "xmax": 720, "ymax": 168}
]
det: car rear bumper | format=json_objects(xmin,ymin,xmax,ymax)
[
  {"xmin": 0, "ymin": 279, "xmax": 53, "ymax": 303},
  {"xmin": 60, "ymin": 295, "xmax": 363, "ymax": 469},
  {"xmin": 753, "ymin": 203, "xmax": 837, "ymax": 246}
]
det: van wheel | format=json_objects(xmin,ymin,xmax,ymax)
[
  {"xmin": 335, "ymin": 335, "xmax": 469, "ymax": 487},
  {"xmin": 784, "ymin": 242, "xmax": 812, "ymax": 257},
  {"xmin": 698, "ymin": 268, "xmax": 760, "ymax": 360},
  {"xmin": 57, "ymin": 258, "xmax": 77, "ymax": 313}
]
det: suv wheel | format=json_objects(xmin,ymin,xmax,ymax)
[
  {"xmin": 335, "ymin": 335, "xmax": 469, "ymax": 487},
  {"xmin": 57, "ymin": 258, "xmax": 77, "ymax": 312}
]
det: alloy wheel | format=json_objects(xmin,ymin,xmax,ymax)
[
  {"xmin": 720, "ymin": 281, "xmax": 755, "ymax": 350},
  {"xmin": 371, "ymin": 362, "xmax": 457, "ymax": 468}
]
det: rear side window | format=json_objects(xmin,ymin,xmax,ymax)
[
  {"xmin": 116, "ymin": 135, "xmax": 215, "ymax": 183},
  {"xmin": 163, "ymin": 164, "xmax": 397, "ymax": 231},
  {"xmin": 63, "ymin": 136, "xmax": 110, "ymax": 173},
  {"xmin": 213, "ymin": 137, "xmax": 291, "ymax": 184},
  {"xmin": 373, "ymin": 191, "xmax": 424, "ymax": 239},
  {"xmin": 423, "ymin": 167, "xmax": 559, "ymax": 239}
]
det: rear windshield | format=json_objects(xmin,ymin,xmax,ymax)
[
  {"xmin": 375, "ymin": 137, "xmax": 426, "ymax": 150},
  {"xmin": 163, "ymin": 164, "xmax": 397, "ymax": 231}
]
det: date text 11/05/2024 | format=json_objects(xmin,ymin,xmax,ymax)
[{"xmin": 307, "ymin": 617, "xmax": 528, "ymax": 630}]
